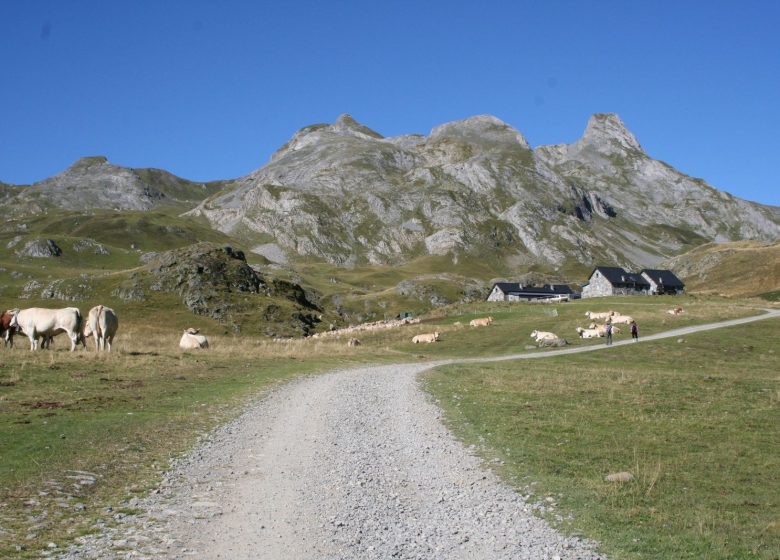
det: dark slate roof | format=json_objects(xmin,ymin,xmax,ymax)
[
  {"xmin": 591, "ymin": 266, "xmax": 650, "ymax": 288},
  {"xmin": 641, "ymin": 269, "xmax": 685, "ymax": 288},
  {"xmin": 492, "ymin": 283, "xmax": 575, "ymax": 295},
  {"xmin": 591, "ymin": 266, "xmax": 629, "ymax": 284}
]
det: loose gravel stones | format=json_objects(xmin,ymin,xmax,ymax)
[{"xmin": 55, "ymin": 363, "xmax": 604, "ymax": 560}]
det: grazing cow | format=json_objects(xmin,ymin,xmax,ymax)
[
  {"xmin": 530, "ymin": 330, "xmax": 558, "ymax": 343},
  {"xmin": 609, "ymin": 314, "xmax": 633, "ymax": 325},
  {"xmin": 588, "ymin": 322, "xmax": 621, "ymax": 335},
  {"xmin": 347, "ymin": 337, "xmax": 361, "ymax": 347},
  {"xmin": 469, "ymin": 316, "xmax": 494, "ymax": 327},
  {"xmin": 585, "ymin": 311, "xmax": 613, "ymax": 320},
  {"xmin": 576, "ymin": 327, "xmax": 602, "ymax": 339},
  {"xmin": 412, "ymin": 332, "xmax": 440, "ymax": 344},
  {"xmin": 11, "ymin": 307, "xmax": 83, "ymax": 351},
  {"xmin": 538, "ymin": 336, "xmax": 568, "ymax": 348},
  {"xmin": 83, "ymin": 305, "xmax": 119, "ymax": 352},
  {"xmin": 0, "ymin": 309, "xmax": 19, "ymax": 348},
  {"xmin": 180, "ymin": 328, "xmax": 209, "ymax": 350}
]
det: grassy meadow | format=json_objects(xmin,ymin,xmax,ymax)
[
  {"xmin": 424, "ymin": 315, "xmax": 780, "ymax": 559},
  {"xmin": 0, "ymin": 295, "xmax": 775, "ymax": 557}
]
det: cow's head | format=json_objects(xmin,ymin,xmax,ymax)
[
  {"xmin": 9, "ymin": 309, "xmax": 19, "ymax": 329},
  {"xmin": 185, "ymin": 328, "xmax": 200, "ymax": 335}
]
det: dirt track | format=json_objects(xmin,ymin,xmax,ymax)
[{"xmin": 57, "ymin": 309, "xmax": 780, "ymax": 559}]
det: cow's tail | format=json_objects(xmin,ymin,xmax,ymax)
[{"xmin": 75, "ymin": 309, "xmax": 85, "ymax": 348}]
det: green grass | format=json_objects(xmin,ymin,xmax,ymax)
[
  {"xmin": 423, "ymin": 319, "xmax": 780, "ymax": 559},
  {"xmin": 0, "ymin": 296, "xmax": 771, "ymax": 556}
]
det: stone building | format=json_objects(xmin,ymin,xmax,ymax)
[
  {"xmin": 581, "ymin": 266, "xmax": 650, "ymax": 298},
  {"xmin": 487, "ymin": 282, "xmax": 577, "ymax": 302},
  {"xmin": 640, "ymin": 269, "xmax": 685, "ymax": 295}
]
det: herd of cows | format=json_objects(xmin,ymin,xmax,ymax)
[
  {"xmin": 0, "ymin": 306, "xmax": 118, "ymax": 352},
  {"xmin": 0, "ymin": 304, "xmax": 684, "ymax": 353}
]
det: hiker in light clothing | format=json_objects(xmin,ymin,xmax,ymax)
[{"xmin": 605, "ymin": 321, "xmax": 613, "ymax": 345}]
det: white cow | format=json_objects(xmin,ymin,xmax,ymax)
[
  {"xmin": 576, "ymin": 327, "xmax": 602, "ymax": 339},
  {"xmin": 585, "ymin": 311, "xmax": 613, "ymax": 320},
  {"xmin": 469, "ymin": 317, "xmax": 494, "ymax": 327},
  {"xmin": 412, "ymin": 332, "xmax": 440, "ymax": 343},
  {"xmin": 11, "ymin": 307, "xmax": 83, "ymax": 351},
  {"xmin": 609, "ymin": 314, "xmax": 634, "ymax": 325},
  {"xmin": 180, "ymin": 328, "xmax": 209, "ymax": 349},
  {"xmin": 83, "ymin": 305, "xmax": 119, "ymax": 352},
  {"xmin": 530, "ymin": 330, "xmax": 558, "ymax": 343},
  {"xmin": 589, "ymin": 322, "xmax": 621, "ymax": 335}
]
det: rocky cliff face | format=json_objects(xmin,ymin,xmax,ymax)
[
  {"xmin": 188, "ymin": 113, "xmax": 779, "ymax": 271},
  {"xmin": 3, "ymin": 156, "xmax": 223, "ymax": 215}
]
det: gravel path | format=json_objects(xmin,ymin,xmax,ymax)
[{"xmin": 56, "ymin": 309, "xmax": 779, "ymax": 560}]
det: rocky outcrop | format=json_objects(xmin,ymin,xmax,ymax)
[
  {"xmin": 16, "ymin": 239, "xmax": 62, "ymax": 258},
  {"xmin": 188, "ymin": 113, "xmax": 779, "ymax": 272}
]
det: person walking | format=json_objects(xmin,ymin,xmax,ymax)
[
  {"xmin": 631, "ymin": 320, "xmax": 639, "ymax": 342},
  {"xmin": 605, "ymin": 321, "xmax": 613, "ymax": 345}
]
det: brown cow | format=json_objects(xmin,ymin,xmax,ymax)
[{"xmin": 0, "ymin": 309, "xmax": 19, "ymax": 348}]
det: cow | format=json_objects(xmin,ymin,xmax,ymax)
[
  {"xmin": 412, "ymin": 332, "xmax": 440, "ymax": 344},
  {"xmin": 180, "ymin": 328, "xmax": 209, "ymax": 350},
  {"xmin": 585, "ymin": 311, "xmax": 613, "ymax": 320},
  {"xmin": 83, "ymin": 305, "xmax": 119, "ymax": 352},
  {"xmin": 667, "ymin": 306, "xmax": 683, "ymax": 315},
  {"xmin": 588, "ymin": 322, "xmax": 621, "ymax": 335},
  {"xmin": 576, "ymin": 327, "xmax": 602, "ymax": 339},
  {"xmin": 530, "ymin": 330, "xmax": 558, "ymax": 343},
  {"xmin": 347, "ymin": 337, "xmax": 361, "ymax": 347},
  {"xmin": 609, "ymin": 314, "xmax": 633, "ymax": 325},
  {"xmin": 0, "ymin": 309, "xmax": 19, "ymax": 348},
  {"xmin": 11, "ymin": 307, "xmax": 83, "ymax": 351},
  {"xmin": 469, "ymin": 316, "xmax": 494, "ymax": 327}
]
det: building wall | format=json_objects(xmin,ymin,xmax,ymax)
[
  {"xmin": 582, "ymin": 271, "xmax": 614, "ymax": 298},
  {"xmin": 487, "ymin": 286, "xmax": 506, "ymax": 302}
]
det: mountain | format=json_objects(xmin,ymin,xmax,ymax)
[
  {"xmin": 1, "ymin": 156, "xmax": 224, "ymax": 215},
  {"xmin": 664, "ymin": 240, "xmax": 780, "ymax": 299},
  {"xmin": 188, "ymin": 113, "xmax": 779, "ymax": 274}
]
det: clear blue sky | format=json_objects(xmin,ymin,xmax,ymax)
[{"xmin": 1, "ymin": 1, "xmax": 778, "ymax": 205}]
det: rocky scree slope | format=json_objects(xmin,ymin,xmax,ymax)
[{"xmin": 188, "ymin": 113, "xmax": 779, "ymax": 271}]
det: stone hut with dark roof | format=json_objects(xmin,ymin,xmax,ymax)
[
  {"xmin": 487, "ymin": 282, "xmax": 577, "ymax": 302},
  {"xmin": 640, "ymin": 269, "xmax": 685, "ymax": 295},
  {"xmin": 581, "ymin": 266, "xmax": 652, "ymax": 298}
]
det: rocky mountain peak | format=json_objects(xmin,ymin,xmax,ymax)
[
  {"xmin": 430, "ymin": 115, "xmax": 530, "ymax": 149},
  {"xmin": 71, "ymin": 155, "xmax": 110, "ymax": 169},
  {"xmin": 331, "ymin": 113, "xmax": 383, "ymax": 139},
  {"xmin": 580, "ymin": 113, "xmax": 643, "ymax": 154}
]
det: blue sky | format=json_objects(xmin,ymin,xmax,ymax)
[{"xmin": 1, "ymin": 1, "xmax": 778, "ymax": 205}]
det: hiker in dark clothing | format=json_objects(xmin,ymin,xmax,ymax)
[
  {"xmin": 631, "ymin": 320, "xmax": 638, "ymax": 342},
  {"xmin": 605, "ymin": 321, "xmax": 613, "ymax": 345}
]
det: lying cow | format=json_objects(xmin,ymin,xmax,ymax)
[
  {"xmin": 412, "ymin": 332, "xmax": 440, "ymax": 344},
  {"xmin": 588, "ymin": 322, "xmax": 621, "ymax": 335},
  {"xmin": 585, "ymin": 311, "xmax": 613, "ymax": 320},
  {"xmin": 83, "ymin": 305, "xmax": 119, "ymax": 352},
  {"xmin": 609, "ymin": 314, "xmax": 633, "ymax": 325},
  {"xmin": 576, "ymin": 327, "xmax": 601, "ymax": 339},
  {"xmin": 180, "ymin": 328, "xmax": 209, "ymax": 349},
  {"xmin": 469, "ymin": 317, "xmax": 494, "ymax": 327},
  {"xmin": 530, "ymin": 330, "xmax": 558, "ymax": 343},
  {"xmin": 0, "ymin": 309, "xmax": 19, "ymax": 348},
  {"xmin": 667, "ymin": 306, "xmax": 683, "ymax": 315},
  {"xmin": 11, "ymin": 307, "xmax": 83, "ymax": 351}
]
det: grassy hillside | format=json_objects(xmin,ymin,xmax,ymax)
[
  {"xmin": 424, "ymin": 316, "xmax": 780, "ymax": 559},
  {"xmin": 665, "ymin": 240, "xmax": 780, "ymax": 299}
]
